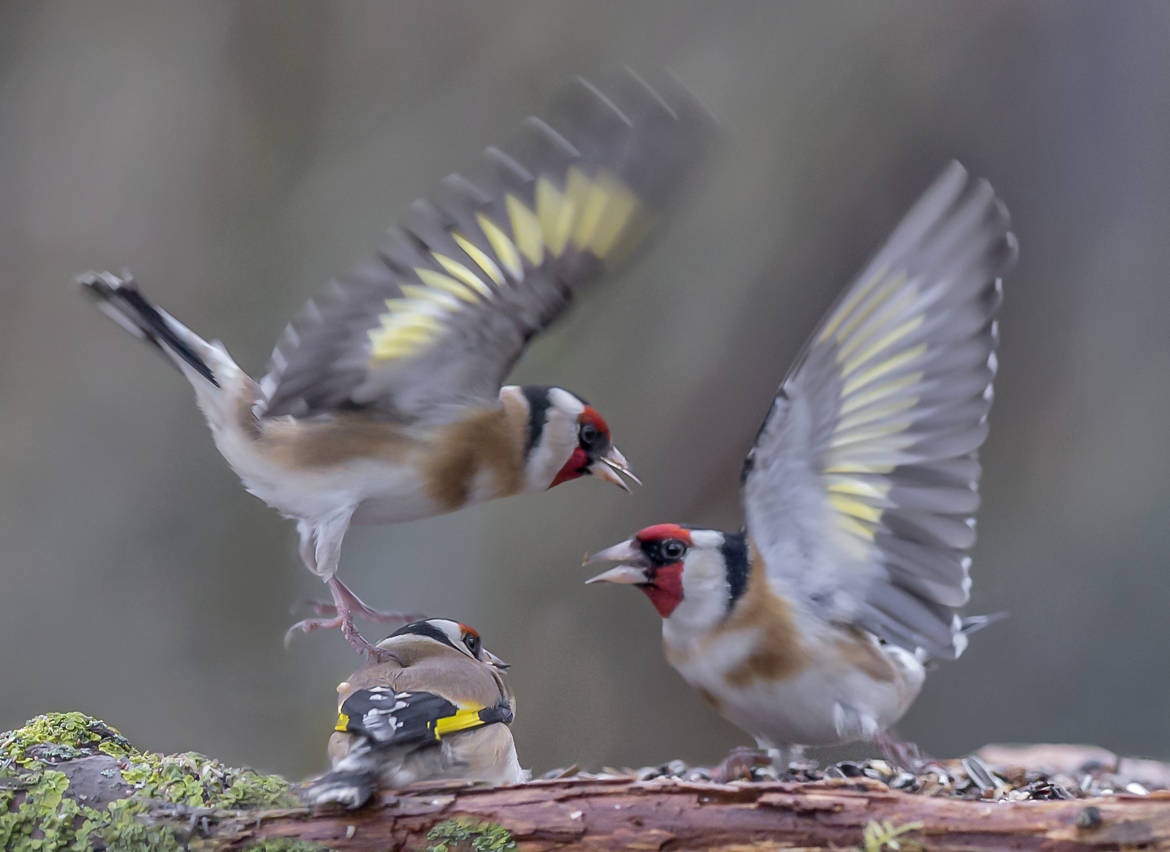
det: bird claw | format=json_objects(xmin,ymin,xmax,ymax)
[
  {"xmin": 284, "ymin": 613, "xmax": 343, "ymax": 645},
  {"xmin": 292, "ymin": 598, "xmax": 344, "ymax": 619},
  {"xmin": 284, "ymin": 613, "xmax": 384, "ymax": 661},
  {"xmin": 300, "ymin": 598, "xmax": 424, "ymax": 624},
  {"xmin": 285, "ymin": 577, "xmax": 424, "ymax": 660},
  {"xmin": 710, "ymin": 746, "xmax": 771, "ymax": 783},
  {"xmin": 874, "ymin": 730, "xmax": 926, "ymax": 772}
]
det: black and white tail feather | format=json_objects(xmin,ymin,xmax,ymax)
[
  {"xmin": 78, "ymin": 269, "xmax": 257, "ymax": 436},
  {"xmin": 78, "ymin": 270, "xmax": 219, "ymax": 386},
  {"xmin": 300, "ymin": 743, "xmax": 383, "ymax": 810}
]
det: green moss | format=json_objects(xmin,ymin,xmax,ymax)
[
  {"xmin": 861, "ymin": 818, "xmax": 924, "ymax": 852},
  {"xmin": 0, "ymin": 769, "xmax": 182, "ymax": 850},
  {"xmin": 1, "ymin": 712, "xmax": 299, "ymax": 849},
  {"xmin": 0, "ymin": 712, "xmax": 133, "ymax": 770},
  {"xmin": 427, "ymin": 817, "xmax": 516, "ymax": 852},
  {"xmin": 117, "ymin": 750, "xmax": 295, "ymax": 810}
]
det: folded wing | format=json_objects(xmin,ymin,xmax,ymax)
[{"xmin": 335, "ymin": 686, "xmax": 512, "ymax": 751}]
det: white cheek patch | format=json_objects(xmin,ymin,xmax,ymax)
[
  {"xmin": 524, "ymin": 388, "xmax": 587, "ymax": 491},
  {"xmin": 667, "ymin": 548, "xmax": 733, "ymax": 636}
]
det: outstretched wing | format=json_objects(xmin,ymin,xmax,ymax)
[
  {"xmin": 742, "ymin": 163, "xmax": 1017, "ymax": 659},
  {"xmin": 258, "ymin": 70, "xmax": 712, "ymax": 422},
  {"xmin": 335, "ymin": 686, "xmax": 513, "ymax": 751}
]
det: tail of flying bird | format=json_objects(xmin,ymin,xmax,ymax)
[
  {"xmin": 80, "ymin": 270, "xmax": 219, "ymax": 384},
  {"xmin": 78, "ymin": 270, "xmax": 254, "ymax": 426}
]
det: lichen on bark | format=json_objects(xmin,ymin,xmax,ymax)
[{"xmin": 0, "ymin": 711, "xmax": 301, "ymax": 850}]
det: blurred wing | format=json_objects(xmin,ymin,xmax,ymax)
[
  {"xmin": 258, "ymin": 70, "xmax": 712, "ymax": 422},
  {"xmin": 742, "ymin": 163, "xmax": 1017, "ymax": 659},
  {"xmin": 336, "ymin": 687, "xmax": 512, "ymax": 750}
]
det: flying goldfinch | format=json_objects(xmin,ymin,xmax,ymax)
[{"xmin": 80, "ymin": 70, "xmax": 712, "ymax": 656}]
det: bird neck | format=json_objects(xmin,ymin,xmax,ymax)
[
  {"xmin": 661, "ymin": 546, "xmax": 738, "ymax": 644},
  {"xmin": 663, "ymin": 536, "xmax": 810, "ymax": 682}
]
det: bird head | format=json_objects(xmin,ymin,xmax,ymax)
[
  {"xmin": 379, "ymin": 618, "xmax": 509, "ymax": 671},
  {"xmin": 585, "ymin": 525, "xmax": 748, "ymax": 627},
  {"xmin": 510, "ymin": 385, "xmax": 639, "ymax": 494}
]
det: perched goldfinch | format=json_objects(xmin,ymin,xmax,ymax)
[
  {"xmin": 587, "ymin": 163, "xmax": 1017, "ymax": 767},
  {"xmin": 79, "ymin": 71, "xmax": 711, "ymax": 656},
  {"xmin": 303, "ymin": 618, "xmax": 522, "ymax": 808}
]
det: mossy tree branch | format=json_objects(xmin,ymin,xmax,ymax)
[{"xmin": 4, "ymin": 713, "xmax": 1170, "ymax": 851}]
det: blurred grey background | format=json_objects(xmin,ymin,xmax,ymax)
[{"xmin": 2, "ymin": 1, "xmax": 1169, "ymax": 780}]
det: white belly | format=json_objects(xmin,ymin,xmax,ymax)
[
  {"xmin": 669, "ymin": 628, "xmax": 924, "ymax": 748},
  {"xmin": 716, "ymin": 664, "xmax": 914, "ymax": 747},
  {"xmin": 211, "ymin": 424, "xmax": 441, "ymax": 525}
]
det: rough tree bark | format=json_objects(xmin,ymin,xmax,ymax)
[
  {"xmin": 213, "ymin": 774, "xmax": 1170, "ymax": 851},
  {"xmin": 4, "ymin": 714, "xmax": 1170, "ymax": 850}
]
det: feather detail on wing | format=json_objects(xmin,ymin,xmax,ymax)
[
  {"xmin": 257, "ymin": 70, "xmax": 713, "ymax": 422},
  {"xmin": 742, "ymin": 162, "xmax": 1017, "ymax": 660},
  {"xmin": 335, "ymin": 687, "xmax": 513, "ymax": 751}
]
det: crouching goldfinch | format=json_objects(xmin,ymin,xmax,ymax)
[{"xmin": 303, "ymin": 618, "xmax": 523, "ymax": 808}]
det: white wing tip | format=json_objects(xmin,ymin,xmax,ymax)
[{"xmin": 950, "ymin": 615, "xmax": 970, "ymax": 657}]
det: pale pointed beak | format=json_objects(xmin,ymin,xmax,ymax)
[
  {"xmin": 583, "ymin": 539, "xmax": 650, "ymax": 584},
  {"xmin": 482, "ymin": 648, "xmax": 511, "ymax": 671},
  {"xmin": 586, "ymin": 565, "xmax": 649, "ymax": 585},
  {"xmin": 588, "ymin": 445, "xmax": 642, "ymax": 493}
]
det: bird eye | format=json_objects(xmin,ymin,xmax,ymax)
[
  {"xmin": 579, "ymin": 422, "xmax": 603, "ymax": 451},
  {"xmin": 463, "ymin": 633, "xmax": 481, "ymax": 656},
  {"xmin": 661, "ymin": 539, "xmax": 687, "ymax": 561}
]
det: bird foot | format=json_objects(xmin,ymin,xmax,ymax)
[
  {"xmin": 300, "ymin": 576, "xmax": 425, "ymax": 624},
  {"xmin": 874, "ymin": 729, "xmax": 926, "ymax": 772},
  {"xmin": 710, "ymin": 746, "xmax": 771, "ymax": 783},
  {"xmin": 300, "ymin": 599, "xmax": 424, "ymax": 624},
  {"xmin": 285, "ymin": 577, "xmax": 423, "ymax": 661},
  {"xmin": 284, "ymin": 612, "xmax": 386, "ymax": 661}
]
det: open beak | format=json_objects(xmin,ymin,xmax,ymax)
[
  {"xmin": 588, "ymin": 445, "xmax": 642, "ymax": 493},
  {"xmin": 584, "ymin": 538, "xmax": 650, "ymax": 585},
  {"xmin": 482, "ymin": 648, "xmax": 511, "ymax": 671}
]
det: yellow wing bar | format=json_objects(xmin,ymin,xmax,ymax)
[
  {"xmin": 432, "ymin": 705, "xmax": 488, "ymax": 740},
  {"xmin": 367, "ymin": 168, "xmax": 643, "ymax": 365}
]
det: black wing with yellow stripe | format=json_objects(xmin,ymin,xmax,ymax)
[
  {"xmin": 258, "ymin": 70, "xmax": 712, "ymax": 422},
  {"xmin": 743, "ymin": 163, "xmax": 1017, "ymax": 659},
  {"xmin": 335, "ymin": 686, "xmax": 513, "ymax": 750}
]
